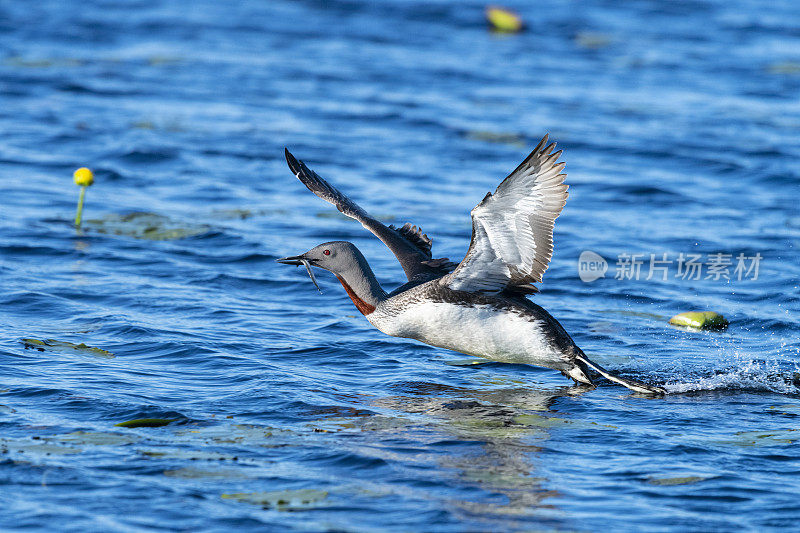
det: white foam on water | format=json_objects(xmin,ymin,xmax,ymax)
[{"xmin": 663, "ymin": 358, "xmax": 800, "ymax": 394}]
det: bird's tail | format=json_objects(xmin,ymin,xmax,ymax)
[{"xmin": 576, "ymin": 354, "xmax": 666, "ymax": 395}]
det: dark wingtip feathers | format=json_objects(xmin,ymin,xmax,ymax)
[
  {"xmin": 285, "ymin": 148, "xmax": 301, "ymax": 175},
  {"xmin": 388, "ymin": 222, "xmax": 434, "ymax": 258},
  {"xmin": 284, "ymin": 149, "xmax": 328, "ymax": 197},
  {"xmin": 533, "ymin": 134, "xmax": 549, "ymax": 154}
]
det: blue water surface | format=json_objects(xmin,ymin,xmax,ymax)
[{"xmin": 2, "ymin": 0, "xmax": 800, "ymax": 531}]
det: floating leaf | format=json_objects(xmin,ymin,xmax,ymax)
[
  {"xmin": 20, "ymin": 338, "xmax": 114, "ymax": 358},
  {"xmin": 668, "ymin": 311, "xmax": 729, "ymax": 331},
  {"xmin": 485, "ymin": 7, "xmax": 524, "ymax": 33},
  {"xmin": 647, "ymin": 475, "xmax": 707, "ymax": 486},
  {"xmin": 115, "ymin": 418, "xmax": 177, "ymax": 428},
  {"xmin": 84, "ymin": 212, "xmax": 208, "ymax": 241},
  {"xmin": 221, "ymin": 489, "xmax": 328, "ymax": 510}
]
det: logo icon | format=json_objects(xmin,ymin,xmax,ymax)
[{"xmin": 578, "ymin": 251, "xmax": 607, "ymax": 282}]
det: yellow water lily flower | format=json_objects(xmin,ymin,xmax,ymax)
[
  {"xmin": 486, "ymin": 6, "xmax": 524, "ymax": 33},
  {"xmin": 73, "ymin": 167, "xmax": 94, "ymax": 187}
]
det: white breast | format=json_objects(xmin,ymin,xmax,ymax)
[{"xmin": 369, "ymin": 301, "xmax": 568, "ymax": 370}]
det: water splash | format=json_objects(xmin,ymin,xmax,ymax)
[{"xmin": 664, "ymin": 359, "xmax": 800, "ymax": 395}]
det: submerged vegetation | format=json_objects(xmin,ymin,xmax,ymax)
[
  {"xmin": 82, "ymin": 212, "xmax": 209, "ymax": 240},
  {"xmin": 21, "ymin": 338, "xmax": 114, "ymax": 358}
]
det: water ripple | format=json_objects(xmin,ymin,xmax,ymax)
[{"xmin": 2, "ymin": 0, "xmax": 800, "ymax": 531}]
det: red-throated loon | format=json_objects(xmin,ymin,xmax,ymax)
[{"xmin": 278, "ymin": 135, "xmax": 665, "ymax": 395}]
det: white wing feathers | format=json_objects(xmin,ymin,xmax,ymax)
[{"xmin": 444, "ymin": 135, "xmax": 568, "ymax": 294}]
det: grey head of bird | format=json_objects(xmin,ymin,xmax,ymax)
[
  {"xmin": 278, "ymin": 240, "xmax": 359, "ymax": 274},
  {"xmin": 277, "ymin": 241, "xmax": 386, "ymax": 315}
]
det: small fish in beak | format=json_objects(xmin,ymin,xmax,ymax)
[{"xmin": 277, "ymin": 255, "xmax": 322, "ymax": 293}]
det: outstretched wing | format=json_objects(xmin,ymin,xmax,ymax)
[
  {"xmin": 443, "ymin": 135, "xmax": 568, "ymax": 294},
  {"xmin": 285, "ymin": 149, "xmax": 454, "ymax": 281}
]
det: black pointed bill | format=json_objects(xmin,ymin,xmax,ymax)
[
  {"xmin": 276, "ymin": 254, "xmax": 322, "ymax": 293},
  {"xmin": 276, "ymin": 254, "xmax": 306, "ymax": 266}
]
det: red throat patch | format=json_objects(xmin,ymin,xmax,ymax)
[{"xmin": 336, "ymin": 276, "xmax": 376, "ymax": 315}]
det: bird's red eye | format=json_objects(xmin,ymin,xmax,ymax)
[{"xmin": 323, "ymin": 249, "xmax": 331, "ymax": 256}]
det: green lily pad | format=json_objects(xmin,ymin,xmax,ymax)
[
  {"xmin": 84, "ymin": 212, "xmax": 209, "ymax": 241},
  {"xmin": 20, "ymin": 338, "xmax": 114, "ymax": 358},
  {"xmin": 647, "ymin": 475, "xmax": 707, "ymax": 486},
  {"xmin": 221, "ymin": 489, "xmax": 328, "ymax": 510},
  {"xmin": 115, "ymin": 418, "xmax": 178, "ymax": 428},
  {"xmin": 44, "ymin": 431, "xmax": 140, "ymax": 445},
  {"xmin": 485, "ymin": 7, "xmax": 524, "ymax": 33},
  {"xmin": 668, "ymin": 311, "xmax": 729, "ymax": 330}
]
